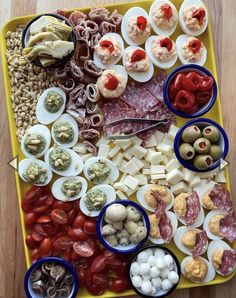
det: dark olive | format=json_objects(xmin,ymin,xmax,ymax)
[
  {"xmin": 209, "ymin": 145, "xmax": 223, "ymax": 160},
  {"xmin": 182, "ymin": 125, "xmax": 201, "ymax": 143},
  {"xmin": 193, "ymin": 138, "xmax": 211, "ymax": 154},
  {"xmin": 179, "ymin": 143, "xmax": 195, "ymax": 160},
  {"xmin": 193, "ymin": 154, "xmax": 213, "ymax": 170},
  {"xmin": 202, "ymin": 125, "xmax": 220, "ymax": 143}
]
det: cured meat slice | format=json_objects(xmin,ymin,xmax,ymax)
[
  {"xmin": 144, "ymin": 70, "xmax": 167, "ymax": 100},
  {"xmin": 219, "ymin": 249, "xmax": 236, "ymax": 276},
  {"xmin": 88, "ymin": 7, "xmax": 109, "ymax": 25},
  {"xmin": 69, "ymin": 11, "xmax": 87, "ymax": 27},
  {"xmin": 57, "ymin": 78, "xmax": 75, "ymax": 95},
  {"xmin": 83, "ymin": 60, "xmax": 102, "ymax": 77},
  {"xmin": 99, "ymin": 21, "xmax": 116, "ymax": 35},
  {"xmin": 90, "ymin": 114, "xmax": 104, "ymax": 128},
  {"xmin": 69, "ymin": 83, "xmax": 85, "ymax": 103},
  {"xmin": 84, "ymin": 141, "xmax": 98, "ymax": 156},
  {"xmin": 192, "ymin": 231, "xmax": 208, "ymax": 258},
  {"xmin": 75, "ymin": 23, "xmax": 90, "ymax": 45},
  {"xmin": 107, "ymin": 10, "xmax": 123, "ymax": 29},
  {"xmin": 152, "ymin": 190, "xmax": 167, "ymax": 217},
  {"xmin": 85, "ymin": 20, "xmax": 99, "ymax": 35},
  {"xmin": 185, "ymin": 191, "xmax": 201, "ymax": 226},
  {"xmin": 220, "ymin": 212, "xmax": 236, "ymax": 242},
  {"xmin": 66, "ymin": 108, "xmax": 86, "ymax": 125},
  {"xmin": 70, "ymin": 59, "xmax": 84, "ymax": 82},
  {"xmin": 209, "ymin": 184, "xmax": 233, "ymax": 212},
  {"xmin": 90, "ymin": 32, "xmax": 102, "ymax": 49},
  {"xmin": 80, "ymin": 129, "xmax": 100, "ymax": 140},
  {"xmin": 74, "ymin": 42, "xmax": 91, "ymax": 66},
  {"xmin": 85, "ymin": 83, "xmax": 100, "ymax": 103},
  {"xmin": 159, "ymin": 212, "xmax": 173, "ymax": 243},
  {"xmin": 86, "ymin": 101, "xmax": 100, "ymax": 114}
]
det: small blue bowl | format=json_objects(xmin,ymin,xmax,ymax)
[
  {"xmin": 163, "ymin": 64, "xmax": 217, "ymax": 118},
  {"xmin": 174, "ymin": 118, "xmax": 229, "ymax": 172},
  {"xmin": 24, "ymin": 257, "xmax": 79, "ymax": 298},
  {"xmin": 97, "ymin": 200, "xmax": 150, "ymax": 254}
]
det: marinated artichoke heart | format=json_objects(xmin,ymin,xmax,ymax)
[
  {"xmin": 88, "ymin": 160, "xmax": 111, "ymax": 183},
  {"xmin": 49, "ymin": 148, "xmax": 71, "ymax": 171},
  {"xmin": 54, "ymin": 121, "xmax": 74, "ymax": 144},
  {"xmin": 24, "ymin": 133, "xmax": 46, "ymax": 155},
  {"xmin": 44, "ymin": 91, "xmax": 64, "ymax": 113},
  {"xmin": 61, "ymin": 179, "xmax": 82, "ymax": 198},
  {"xmin": 27, "ymin": 31, "xmax": 60, "ymax": 47},
  {"xmin": 85, "ymin": 189, "xmax": 107, "ymax": 211},
  {"xmin": 23, "ymin": 162, "xmax": 48, "ymax": 184}
]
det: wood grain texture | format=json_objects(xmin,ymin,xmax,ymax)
[{"xmin": 0, "ymin": 0, "xmax": 235, "ymax": 297}]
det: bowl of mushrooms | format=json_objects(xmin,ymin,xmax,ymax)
[
  {"xmin": 24, "ymin": 257, "xmax": 79, "ymax": 298},
  {"xmin": 96, "ymin": 200, "xmax": 150, "ymax": 254}
]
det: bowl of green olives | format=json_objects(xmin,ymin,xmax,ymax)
[{"xmin": 174, "ymin": 118, "xmax": 229, "ymax": 172}]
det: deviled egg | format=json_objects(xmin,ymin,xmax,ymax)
[
  {"xmin": 36, "ymin": 87, "xmax": 66, "ymax": 125},
  {"xmin": 45, "ymin": 146, "xmax": 83, "ymax": 176},
  {"xmin": 80, "ymin": 184, "xmax": 116, "ymax": 217},
  {"xmin": 52, "ymin": 176, "xmax": 87, "ymax": 202},
  {"xmin": 193, "ymin": 179, "xmax": 216, "ymax": 204},
  {"xmin": 176, "ymin": 34, "xmax": 207, "ymax": 66},
  {"xmin": 121, "ymin": 7, "xmax": 151, "ymax": 46},
  {"xmin": 19, "ymin": 158, "xmax": 52, "ymax": 186},
  {"xmin": 21, "ymin": 124, "xmax": 51, "ymax": 158},
  {"xmin": 179, "ymin": 0, "xmax": 208, "ymax": 37},
  {"xmin": 203, "ymin": 209, "xmax": 228, "ymax": 241},
  {"xmin": 83, "ymin": 157, "xmax": 119, "ymax": 184},
  {"xmin": 52, "ymin": 114, "xmax": 79, "ymax": 148},
  {"xmin": 145, "ymin": 35, "xmax": 177, "ymax": 69},
  {"xmin": 123, "ymin": 46, "xmax": 154, "ymax": 82},
  {"xmin": 94, "ymin": 33, "xmax": 124, "ymax": 69},
  {"xmin": 149, "ymin": 0, "xmax": 178, "ymax": 36}
]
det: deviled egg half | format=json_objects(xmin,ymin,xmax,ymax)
[
  {"xmin": 203, "ymin": 209, "xmax": 228, "ymax": 241},
  {"xmin": 80, "ymin": 184, "xmax": 116, "ymax": 217},
  {"xmin": 149, "ymin": 0, "xmax": 178, "ymax": 36},
  {"xmin": 83, "ymin": 157, "xmax": 119, "ymax": 184},
  {"xmin": 45, "ymin": 146, "xmax": 83, "ymax": 176},
  {"xmin": 145, "ymin": 35, "xmax": 177, "ymax": 69},
  {"xmin": 52, "ymin": 114, "xmax": 79, "ymax": 148},
  {"xmin": 36, "ymin": 87, "xmax": 66, "ymax": 125},
  {"xmin": 93, "ymin": 33, "xmax": 124, "ymax": 69},
  {"xmin": 176, "ymin": 34, "xmax": 207, "ymax": 66},
  {"xmin": 121, "ymin": 7, "xmax": 151, "ymax": 46},
  {"xmin": 193, "ymin": 179, "xmax": 216, "ymax": 207},
  {"xmin": 123, "ymin": 46, "xmax": 154, "ymax": 82},
  {"xmin": 21, "ymin": 124, "xmax": 51, "ymax": 158},
  {"xmin": 19, "ymin": 158, "xmax": 52, "ymax": 186},
  {"xmin": 179, "ymin": 0, "xmax": 208, "ymax": 37},
  {"xmin": 52, "ymin": 176, "xmax": 87, "ymax": 202}
]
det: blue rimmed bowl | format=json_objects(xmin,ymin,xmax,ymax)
[
  {"xmin": 163, "ymin": 64, "xmax": 217, "ymax": 118},
  {"xmin": 174, "ymin": 118, "xmax": 229, "ymax": 172},
  {"xmin": 24, "ymin": 257, "xmax": 79, "ymax": 298},
  {"xmin": 96, "ymin": 200, "xmax": 150, "ymax": 254}
]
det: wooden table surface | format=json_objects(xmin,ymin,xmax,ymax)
[{"xmin": 0, "ymin": 0, "xmax": 235, "ymax": 297}]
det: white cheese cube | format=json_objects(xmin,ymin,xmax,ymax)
[
  {"xmin": 199, "ymin": 168, "xmax": 219, "ymax": 179},
  {"xmin": 134, "ymin": 174, "xmax": 148, "ymax": 185},
  {"xmin": 143, "ymin": 168, "xmax": 151, "ymax": 175},
  {"xmin": 142, "ymin": 159, "xmax": 151, "ymax": 168},
  {"xmin": 162, "ymin": 134, "xmax": 172, "ymax": 146},
  {"xmin": 171, "ymin": 182, "xmax": 189, "ymax": 195},
  {"xmin": 145, "ymin": 148, "xmax": 156, "ymax": 162},
  {"xmin": 73, "ymin": 143, "xmax": 87, "ymax": 154},
  {"xmin": 120, "ymin": 173, "xmax": 127, "ymax": 183},
  {"xmin": 151, "ymin": 173, "xmax": 166, "ymax": 180},
  {"xmin": 124, "ymin": 176, "xmax": 139, "ymax": 190},
  {"xmin": 150, "ymin": 152, "xmax": 163, "ymax": 165},
  {"xmin": 81, "ymin": 153, "xmax": 93, "ymax": 162},
  {"xmin": 108, "ymin": 145, "xmax": 120, "ymax": 158},
  {"xmin": 144, "ymin": 134, "xmax": 157, "ymax": 148},
  {"xmin": 168, "ymin": 125, "xmax": 179, "ymax": 140},
  {"xmin": 131, "ymin": 145, "xmax": 147, "ymax": 159},
  {"xmin": 156, "ymin": 143, "xmax": 172, "ymax": 156},
  {"xmin": 98, "ymin": 144, "xmax": 110, "ymax": 159},
  {"xmin": 182, "ymin": 168, "xmax": 195, "ymax": 182},
  {"xmin": 161, "ymin": 155, "xmax": 170, "ymax": 166},
  {"xmin": 215, "ymin": 171, "xmax": 227, "ymax": 183},
  {"xmin": 151, "ymin": 165, "xmax": 165, "ymax": 175},
  {"xmin": 114, "ymin": 139, "xmax": 131, "ymax": 150},
  {"xmin": 165, "ymin": 158, "xmax": 181, "ymax": 173},
  {"xmin": 154, "ymin": 130, "xmax": 165, "ymax": 145},
  {"xmin": 126, "ymin": 187, "xmax": 137, "ymax": 196},
  {"xmin": 124, "ymin": 159, "xmax": 140, "ymax": 175},
  {"xmin": 113, "ymin": 182, "xmax": 129, "ymax": 193},
  {"xmin": 158, "ymin": 180, "xmax": 169, "ymax": 187},
  {"xmin": 112, "ymin": 152, "xmax": 124, "ymax": 167},
  {"xmin": 123, "ymin": 147, "xmax": 134, "ymax": 159},
  {"xmin": 190, "ymin": 175, "xmax": 201, "ymax": 187},
  {"xmin": 132, "ymin": 157, "xmax": 145, "ymax": 169},
  {"xmin": 130, "ymin": 136, "xmax": 143, "ymax": 145},
  {"xmin": 116, "ymin": 190, "xmax": 128, "ymax": 200},
  {"xmin": 96, "ymin": 136, "xmax": 109, "ymax": 146},
  {"xmin": 166, "ymin": 169, "xmax": 185, "ymax": 184}
]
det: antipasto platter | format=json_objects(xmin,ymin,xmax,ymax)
[{"xmin": 1, "ymin": 0, "xmax": 236, "ymax": 297}]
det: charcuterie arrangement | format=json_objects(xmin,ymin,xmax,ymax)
[{"xmin": 1, "ymin": 0, "xmax": 236, "ymax": 297}]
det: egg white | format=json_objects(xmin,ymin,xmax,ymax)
[
  {"xmin": 203, "ymin": 209, "xmax": 228, "ymax": 241},
  {"xmin": 136, "ymin": 184, "xmax": 174, "ymax": 212},
  {"xmin": 21, "ymin": 124, "xmax": 51, "ymax": 158},
  {"xmin": 80, "ymin": 184, "xmax": 117, "ymax": 217},
  {"xmin": 19, "ymin": 158, "xmax": 53, "ymax": 186},
  {"xmin": 179, "ymin": 0, "xmax": 208, "ymax": 37},
  {"xmin": 122, "ymin": 45, "xmax": 154, "ymax": 82},
  {"xmin": 93, "ymin": 33, "xmax": 124, "ymax": 69},
  {"xmin": 106, "ymin": 64, "xmax": 128, "ymax": 85},
  {"xmin": 149, "ymin": 0, "xmax": 178, "ymax": 36},
  {"xmin": 193, "ymin": 179, "xmax": 216, "ymax": 208},
  {"xmin": 44, "ymin": 146, "xmax": 83, "ymax": 176},
  {"xmin": 36, "ymin": 87, "xmax": 66, "ymax": 125},
  {"xmin": 181, "ymin": 256, "xmax": 215, "ymax": 283}
]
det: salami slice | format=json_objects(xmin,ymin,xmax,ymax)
[
  {"xmin": 192, "ymin": 231, "xmax": 208, "ymax": 258},
  {"xmin": 159, "ymin": 212, "xmax": 173, "ymax": 243},
  {"xmin": 185, "ymin": 191, "xmax": 201, "ymax": 226},
  {"xmin": 209, "ymin": 184, "xmax": 233, "ymax": 212},
  {"xmin": 219, "ymin": 249, "xmax": 236, "ymax": 276},
  {"xmin": 144, "ymin": 70, "xmax": 167, "ymax": 101},
  {"xmin": 220, "ymin": 211, "xmax": 236, "ymax": 242},
  {"xmin": 153, "ymin": 190, "xmax": 167, "ymax": 217}
]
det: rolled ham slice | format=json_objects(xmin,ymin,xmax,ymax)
[
  {"xmin": 85, "ymin": 83, "xmax": 100, "ymax": 102},
  {"xmin": 70, "ymin": 59, "xmax": 84, "ymax": 82},
  {"xmin": 86, "ymin": 101, "xmax": 101, "ymax": 114},
  {"xmin": 88, "ymin": 7, "xmax": 109, "ymax": 25},
  {"xmin": 79, "ymin": 128, "xmax": 100, "ymax": 140},
  {"xmin": 84, "ymin": 141, "xmax": 98, "ymax": 156},
  {"xmin": 66, "ymin": 108, "xmax": 86, "ymax": 125},
  {"xmin": 69, "ymin": 11, "xmax": 87, "ymax": 27},
  {"xmin": 90, "ymin": 114, "xmax": 104, "ymax": 128},
  {"xmin": 84, "ymin": 60, "xmax": 102, "ymax": 77},
  {"xmin": 99, "ymin": 21, "xmax": 116, "ymax": 35},
  {"xmin": 57, "ymin": 78, "xmax": 75, "ymax": 95},
  {"xmin": 107, "ymin": 10, "xmax": 123, "ymax": 29},
  {"xmin": 69, "ymin": 83, "xmax": 85, "ymax": 103}
]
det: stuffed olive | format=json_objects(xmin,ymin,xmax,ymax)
[
  {"xmin": 202, "ymin": 126, "xmax": 220, "ymax": 143},
  {"xmin": 182, "ymin": 125, "xmax": 202, "ymax": 143},
  {"xmin": 193, "ymin": 138, "xmax": 211, "ymax": 154},
  {"xmin": 209, "ymin": 145, "xmax": 223, "ymax": 161},
  {"xmin": 193, "ymin": 154, "xmax": 213, "ymax": 170},
  {"xmin": 179, "ymin": 143, "xmax": 195, "ymax": 160}
]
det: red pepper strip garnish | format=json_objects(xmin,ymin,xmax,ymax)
[
  {"xmin": 192, "ymin": 8, "xmax": 206, "ymax": 25},
  {"xmin": 181, "ymin": 102, "xmax": 199, "ymax": 114},
  {"xmin": 137, "ymin": 16, "xmax": 147, "ymax": 31},
  {"xmin": 160, "ymin": 37, "xmax": 173, "ymax": 51},
  {"xmin": 188, "ymin": 39, "xmax": 202, "ymax": 54},
  {"xmin": 131, "ymin": 49, "xmax": 146, "ymax": 62},
  {"xmin": 105, "ymin": 74, "xmax": 119, "ymax": 90},
  {"xmin": 196, "ymin": 91, "xmax": 212, "ymax": 105},
  {"xmin": 175, "ymin": 90, "xmax": 196, "ymax": 111},
  {"xmin": 161, "ymin": 3, "xmax": 173, "ymax": 21},
  {"xmin": 100, "ymin": 40, "xmax": 114, "ymax": 53},
  {"xmin": 173, "ymin": 73, "xmax": 184, "ymax": 90},
  {"xmin": 168, "ymin": 84, "xmax": 178, "ymax": 102},
  {"xmin": 199, "ymin": 76, "xmax": 214, "ymax": 91},
  {"xmin": 182, "ymin": 72, "xmax": 201, "ymax": 91}
]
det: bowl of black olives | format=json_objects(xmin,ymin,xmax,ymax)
[{"xmin": 174, "ymin": 118, "xmax": 229, "ymax": 172}]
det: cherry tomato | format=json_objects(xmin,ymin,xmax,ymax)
[
  {"xmin": 137, "ymin": 16, "xmax": 147, "ymax": 31},
  {"xmin": 26, "ymin": 235, "xmax": 37, "ymax": 249},
  {"xmin": 51, "ymin": 209, "xmax": 68, "ymax": 225},
  {"xmin": 53, "ymin": 236, "xmax": 74, "ymax": 250},
  {"xmin": 43, "ymin": 223, "xmax": 58, "ymax": 237},
  {"xmin": 173, "ymin": 73, "xmax": 184, "ymax": 90},
  {"xmin": 105, "ymin": 74, "xmax": 119, "ymax": 90},
  {"xmin": 103, "ymin": 249, "xmax": 116, "ymax": 260},
  {"xmin": 67, "ymin": 209, "xmax": 76, "ymax": 225},
  {"xmin": 32, "ymin": 205, "xmax": 49, "ymax": 214},
  {"xmin": 175, "ymin": 90, "xmax": 195, "ymax": 111},
  {"xmin": 83, "ymin": 220, "xmax": 96, "ymax": 235},
  {"xmin": 46, "ymin": 195, "xmax": 55, "ymax": 206},
  {"xmin": 168, "ymin": 84, "xmax": 178, "ymax": 102},
  {"xmin": 161, "ymin": 3, "xmax": 172, "ymax": 20},
  {"xmin": 86, "ymin": 272, "xmax": 108, "ymax": 295},
  {"xmin": 21, "ymin": 200, "xmax": 32, "ymax": 212},
  {"xmin": 24, "ymin": 212, "xmax": 37, "ymax": 226},
  {"xmin": 30, "ymin": 248, "xmax": 40, "ymax": 262},
  {"xmin": 63, "ymin": 248, "xmax": 72, "ymax": 262},
  {"xmin": 24, "ymin": 186, "xmax": 42, "ymax": 203},
  {"xmin": 115, "ymin": 261, "xmax": 128, "ymax": 277},
  {"xmin": 70, "ymin": 250, "xmax": 80, "ymax": 261},
  {"xmin": 106, "ymin": 258, "xmax": 122, "ymax": 269},
  {"xmin": 72, "ymin": 214, "xmax": 86, "ymax": 229},
  {"xmin": 199, "ymin": 76, "xmax": 214, "ymax": 92},
  {"xmin": 181, "ymin": 102, "xmax": 199, "ymax": 114},
  {"xmin": 73, "ymin": 239, "xmax": 95, "ymax": 257},
  {"xmin": 131, "ymin": 49, "xmax": 146, "ymax": 62},
  {"xmin": 39, "ymin": 238, "xmax": 53, "ymax": 257},
  {"xmin": 160, "ymin": 37, "xmax": 173, "ymax": 51},
  {"xmin": 52, "ymin": 201, "xmax": 73, "ymax": 212},
  {"xmin": 192, "ymin": 7, "xmax": 206, "ymax": 25},
  {"xmin": 77, "ymin": 268, "xmax": 86, "ymax": 286},
  {"xmin": 34, "ymin": 223, "xmax": 48, "ymax": 236},
  {"xmin": 196, "ymin": 91, "xmax": 212, "ymax": 105},
  {"xmin": 36, "ymin": 215, "xmax": 52, "ymax": 223},
  {"xmin": 91, "ymin": 256, "xmax": 107, "ymax": 273},
  {"xmin": 99, "ymin": 40, "xmax": 114, "ymax": 53},
  {"xmin": 110, "ymin": 278, "xmax": 130, "ymax": 293},
  {"xmin": 31, "ymin": 230, "xmax": 44, "ymax": 242},
  {"xmin": 33, "ymin": 195, "xmax": 48, "ymax": 207},
  {"xmin": 68, "ymin": 228, "xmax": 89, "ymax": 241},
  {"xmin": 182, "ymin": 72, "xmax": 201, "ymax": 91}
]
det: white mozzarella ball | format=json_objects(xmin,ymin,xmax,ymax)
[
  {"xmin": 163, "ymin": 254, "xmax": 174, "ymax": 269},
  {"xmin": 142, "ymin": 274, "xmax": 151, "ymax": 281},
  {"xmin": 150, "ymin": 266, "xmax": 160, "ymax": 278},
  {"xmin": 145, "ymin": 248, "xmax": 154, "ymax": 256},
  {"xmin": 155, "ymin": 257, "xmax": 167, "ymax": 270},
  {"xmin": 148, "ymin": 255, "xmax": 157, "ymax": 266},
  {"xmin": 141, "ymin": 280, "xmax": 153, "ymax": 295},
  {"xmin": 154, "ymin": 249, "xmax": 165, "ymax": 258},
  {"xmin": 130, "ymin": 262, "xmax": 140, "ymax": 276},
  {"xmin": 139, "ymin": 263, "xmax": 151, "ymax": 275},
  {"xmin": 151, "ymin": 277, "xmax": 162, "ymax": 289},
  {"xmin": 160, "ymin": 267, "xmax": 170, "ymax": 279},
  {"xmin": 132, "ymin": 275, "xmax": 143, "ymax": 288},
  {"xmin": 137, "ymin": 251, "xmax": 149, "ymax": 263},
  {"xmin": 161, "ymin": 279, "xmax": 172, "ymax": 291},
  {"xmin": 168, "ymin": 271, "xmax": 179, "ymax": 284},
  {"xmin": 152, "ymin": 287, "xmax": 157, "ymax": 295}
]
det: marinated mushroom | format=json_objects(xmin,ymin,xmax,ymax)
[
  {"xmin": 112, "ymin": 221, "xmax": 123, "ymax": 230},
  {"xmin": 117, "ymin": 229, "xmax": 130, "ymax": 246},
  {"xmin": 124, "ymin": 219, "xmax": 138, "ymax": 234},
  {"xmin": 126, "ymin": 205, "xmax": 141, "ymax": 222},
  {"xmin": 102, "ymin": 224, "xmax": 117, "ymax": 236},
  {"xmin": 130, "ymin": 226, "xmax": 148, "ymax": 244},
  {"xmin": 105, "ymin": 204, "xmax": 127, "ymax": 222},
  {"xmin": 105, "ymin": 235, "xmax": 118, "ymax": 246}
]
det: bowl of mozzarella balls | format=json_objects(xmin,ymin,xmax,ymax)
[{"xmin": 129, "ymin": 245, "xmax": 181, "ymax": 297}]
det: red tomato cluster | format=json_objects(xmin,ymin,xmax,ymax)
[
  {"xmin": 22, "ymin": 186, "xmax": 131, "ymax": 295},
  {"xmin": 168, "ymin": 71, "xmax": 214, "ymax": 114}
]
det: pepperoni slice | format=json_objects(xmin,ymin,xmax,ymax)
[
  {"xmin": 73, "ymin": 239, "xmax": 95, "ymax": 257},
  {"xmin": 161, "ymin": 3, "xmax": 173, "ymax": 21},
  {"xmin": 131, "ymin": 49, "xmax": 146, "ymax": 62},
  {"xmin": 137, "ymin": 16, "xmax": 147, "ymax": 31},
  {"xmin": 105, "ymin": 74, "xmax": 119, "ymax": 90},
  {"xmin": 192, "ymin": 231, "xmax": 208, "ymax": 258},
  {"xmin": 188, "ymin": 39, "xmax": 202, "ymax": 54},
  {"xmin": 100, "ymin": 40, "xmax": 114, "ymax": 53},
  {"xmin": 160, "ymin": 37, "xmax": 173, "ymax": 51}
]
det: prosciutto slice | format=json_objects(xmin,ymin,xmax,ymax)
[
  {"xmin": 88, "ymin": 7, "xmax": 109, "ymax": 25},
  {"xmin": 99, "ymin": 21, "xmax": 116, "ymax": 35},
  {"xmin": 85, "ymin": 20, "xmax": 99, "ymax": 35},
  {"xmin": 80, "ymin": 129, "xmax": 100, "ymax": 140},
  {"xmin": 220, "ymin": 211, "xmax": 236, "ymax": 242},
  {"xmin": 90, "ymin": 114, "xmax": 104, "ymax": 128},
  {"xmin": 75, "ymin": 23, "xmax": 90, "ymax": 45},
  {"xmin": 69, "ymin": 83, "xmax": 85, "ymax": 103},
  {"xmin": 209, "ymin": 184, "xmax": 233, "ymax": 212},
  {"xmin": 90, "ymin": 32, "xmax": 102, "ymax": 49},
  {"xmin": 74, "ymin": 42, "xmax": 91, "ymax": 65},
  {"xmin": 69, "ymin": 11, "xmax": 87, "ymax": 27},
  {"xmin": 70, "ymin": 59, "xmax": 84, "ymax": 82},
  {"xmin": 86, "ymin": 101, "xmax": 100, "ymax": 114},
  {"xmin": 185, "ymin": 191, "xmax": 201, "ymax": 226},
  {"xmin": 84, "ymin": 141, "xmax": 98, "ymax": 156},
  {"xmin": 107, "ymin": 10, "xmax": 123, "ymax": 29}
]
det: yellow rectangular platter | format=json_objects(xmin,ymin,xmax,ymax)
[{"xmin": 1, "ymin": 0, "xmax": 235, "ymax": 297}]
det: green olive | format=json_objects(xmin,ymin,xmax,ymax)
[
  {"xmin": 193, "ymin": 154, "xmax": 213, "ymax": 170},
  {"xmin": 179, "ymin": 143, "xmax": 195, "ymax": 160},
  {"xmin": 193, "ymin": 138, "xmax": 211, "ymax": 154},
  {"xmin": 202, "ymin": 125, "xmax": 220, "ymax": 143},
  {"xmin": 182, "ymin": 125, "xmax": 202, "ymax": 143},
  {"xmin": 209, "ymin": 145, "xmax": 223, "ymax": 161}
]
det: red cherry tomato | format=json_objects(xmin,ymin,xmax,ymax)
[
  {"xmin": 181, "ymin": 72, "xmax": 201, "ymax": 91},
  {"xmin": 52, "ymin": 200, "xmax": 73, "ymax": 212},
  {"xmin": 39, "ymin": 238, "xmax": 53, "ymax": 257},
  {"xmin": 31, "ymin": 230, "xmax": 44, "ymax": 242},
  {"xmin": 63, "ymin": 248, "xmax": 72, "ymax": 262},
  {"xmin": 106, "ymin": 258, "xmax": 122, "ymax": 269},
  {"xmin": 43, "ymin": 223, "xmax": 58, "ymax": 237},
  {"xmin": 83, "ymin": 220, "xmax": 96, "ymax": 235},
  {"xmin": 30, "ymin": 248, "xmax": 40, "ymax": 262},
  {"xmin": 110, "ymin": 278, "xmax": 130, "ymax": 293},
  {"xmin": 46, "ymin": 195, "xmax": 55, "ymax": 206},
  {"xmin": 160, "ymin": 37, "xmax": 173, "ymax": 51},
  {"xmin": 131, "ymin": 49, "xmax": 146, "ymax": 62},
  {"xmin": 87, "ymin": 273, "xmax": 108, "ymax": 295},
  {"xmin": 161, "ymin": 3, "xmax": 172, "ymax": 20},
  {"xmin": 26, "ymin": 235, "xmax": 37, "ymax": 249},
  {"xmin": 70, "ymin": 250, "xmax": 80, "ymax": 261},
  {"xmin": 188, "ymin": 39, "xmax": 202, "ymax": 54},
  {"xmin": 24, "ymin": 212, "xmax": 37, "ymax": 226},
  {"xmin": 175, "ymin": 90, "xmax": 195, "ymax": 111},
  {"xmin": 51, "ymin": 209, "xmax": 68, "ymax": 225},
  {"xmin": 137, "ymin": 16, "xmax": 147, "ymax": 31},
  {"xmin": 91, "ymin": 256, "xmax": 107, "ymax": 273},
  {"xmin": 173, "ymin": 73, "xmax": 184, "ymax": 90},
  {"xmin": 115, "ymin": 261, "xmax": 128, "ymax": 277},
  {"xmin": 21, "ymin": 200, "xmax": 32, "ymax": 212},
  {"xmin": 105, "ymin": 74, "xmax": 119, "ymax": 90},
  {"xmin": 32, "ymin": 205, "xmax": 49, "ymax": 214},
  {"xmin": 68, "ymin": 228, "xmax": 89, "ymax": 241},
  {"xmin": 72, "ymin": 214, "xmax": 86, "ymax": 229},
  {"xmin": 99, "ymin": 40, "xmax": 114, "ymax": 53},
  {"xmin": 67, "ymin": 209, "xmax": 76, "ymax": 225},
  {"xmin": 77, "ymin": 268, "xmax": 86, "ymax": 286},
  {"xmin": 103, "ymin": 249, "xmax": 116, "ymax": 260},
  {"xmin": 168, "ymin": 84, "xmax": 178, "ymax": 102},
  {"xmin": 36, "ymin": 215, "xmax": 52, "ymax": 223},
  {"xmin": 73, "ymin": 239, "xmax": 95, "ymax": 257},
  {"xmin": 34, "ymin": 223, "xmax": 48, "ymax": 236},
  {"xmin": 192, "ymin": 7, "xmax": 206, "ymax": 25},
  {"xmin": 196, "ymin": 91, "xmax": 212, "ymax": 105},
  {"xmin": 24, "ymin": 186, "xmax": 42, "ymax": 203},
  {"xmin": 33, "ymin": 195, "xmax": 48, "ymax": 207},
  {"xmin": 199, "ymin": 76, "xmax": 214, "ymax": 91},
  {"xmin": 53, "ymin": 236, "xmax": 74, "ymax": 250}
]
